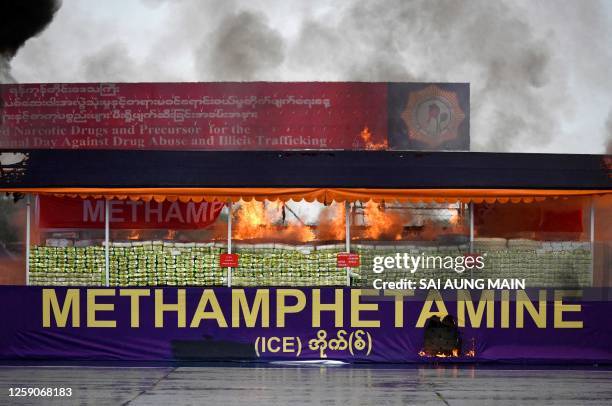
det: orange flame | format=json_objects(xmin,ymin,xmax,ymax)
[
  {"xmin": 360, "ymin": 126, "xmax": 388, "ymax": 150},
  {"xmin": 234, "ymin": 201, "xmax": 315, "ymax": 243},
  {"xmin": 417, "ymin": 206, "xmax": 467, "ymax": 241},
  {"xmin": 234, "ymin": 200, "xmax": 267, "ymax": 239},
  {"xmin": 127, "ymin": 230, "xmax": 141, "ymax": 240},
  {"xmin": 465, "ymin": 338, "xmax": 476, "ymax": 357},
  {"xmin": 418, "ymin": 349, "xmax": 461, "ymax": 358},
  {"xmin": 316, "ymin": 203, "xmax": 346, "ymax": 241},
  {"xmin": 164, "ymin": 229, "xmax": 176, "ymax": 240},
  {"xmin": 362, "ymin": 201, "xmax": 404, "ymax": 240},
  {"xmin": 448, "ymin": 204, "xmax": 460, "ymax": 226},
  {"xmin": 230, "ymin": 200, "xmax": 414, "ymax": 243}
]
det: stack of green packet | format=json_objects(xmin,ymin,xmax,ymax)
[{"xmin": 29, "ymin": 239, "xmax": 592, "ymax": 288}]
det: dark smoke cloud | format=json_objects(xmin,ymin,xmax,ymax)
[
  {"xmin": 196, "ymin": 10, "xmax": 285, "ymax": 81},
  {"xmin": 0, "ymin": 0, "xmax": 61, "ymax": 83},
  {"xmin": 0, "ymin": 0, "xmax": 60, "ymax": 57}
]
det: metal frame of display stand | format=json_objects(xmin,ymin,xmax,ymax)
[{"xmin": 23, "ymin": 195, "xmax": 599, "ymax": 289}]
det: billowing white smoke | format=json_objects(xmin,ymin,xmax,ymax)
[
  {"xmin": 6, "ymin": 0, "xmax": 611, "ymax": 153},
  {"xmin": 158, "ymin": 0, "xmax": 609, "ymax": 153},
  {"xmin": 284, "ymin": 0, "xmax": 576, "ymax": 152}
]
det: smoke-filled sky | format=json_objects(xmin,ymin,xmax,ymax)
[{"xmin": 4, "ymin": 0, "xmax": 612, "ymax": 154}]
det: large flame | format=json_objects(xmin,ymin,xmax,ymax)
[
  {"xmin": 360, "ymin": 126, "xmax": 388, "ymax": 150},
  {"xmin": 231, "ymin": 200, "xmax": 413, "ymax": 243},
  {"xmin": 362, "ymin": 201, "xmax": 404, "ymax": 240},
  {"xmin": 416, "ymin": 205, "xmax": 467, "ymax": 241},
  {"xmin": 233, "ymin": 200, "xmax": 268, "ymax": 239},
  {"xmin": 234, "ymin": 201, "xmax": 315, "ymax": 242},
  {"xmin": 316, "ymin": 203, "xmax": 346, "ymax": 241}
]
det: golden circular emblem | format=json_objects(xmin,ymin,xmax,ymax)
[{"xmin": 401, "ymin": 85, "xmax": 465, "ymax": 147}]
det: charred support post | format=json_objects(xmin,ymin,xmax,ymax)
[
  {"xmin": 227, "ymin": 201, "xmax": 233, "ymax": 288},
  {"xmin": 104, "ymin": 199, "xmax": 110, "ymax": 287},
  {"xmin": 345, "ymin": 201, "xmax": 351, "ymax": 286},
  {"xmin": 25, "ymin": 194, "xmax": 31, "ymax": 286}
]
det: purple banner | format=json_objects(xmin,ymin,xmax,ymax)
[{"xmin": 0, "ymin": 286, "xmax": 611, "ymax": 363}]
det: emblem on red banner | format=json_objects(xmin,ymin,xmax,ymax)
[
  {"xmin": 401, "ymin": 85, "xmax": 466, "ymax": 148},
  {"xmin": 220, "ymin": 253, "xmax": 239, "ymax": 268},
  {"xmin": 337, "ymin": 253, "xmax": 360, "ymax": 268}
]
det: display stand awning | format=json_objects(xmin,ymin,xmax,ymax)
[
  {"xmin": 0, "ymin": 150, "xmax": 610, "ymax": 202},
  {"xmin": 1, "ymin": 187, "xmax": 610, "ymax": 203}
]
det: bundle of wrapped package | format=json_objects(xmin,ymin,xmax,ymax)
[
  {"xmin": 232, "ymin": 243, "xmax": 346, "ymax": 286},
  {"xmin": 507, "ymin": 238, "xmax": 542, "ymax": 250},
  {"xmin": 351, "ymin": 241, "xmax": 592, "ymax": 289},
  {"xmin": 473, "ymin": 237, "xmax": 508, "ymax": 251},
  {"xmin": 354, "ymin": 244, "xmax": 472, "ymax": 288},
  {"xmin": 29, "ymin": 240, "xmax": 592, "ymax": 288},
  {"xmin": 29, "ymin": 246, "xmax": 104, "ymax": 286},
  {"xmin": 107, "ymin": 241, "xmax": 225, "ymax": 287}
]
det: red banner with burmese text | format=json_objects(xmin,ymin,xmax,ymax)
[
  {"xmin": 0, "ymin": 82, "xmax": 470, "ymax": 151},
  {"xmin": 0, "ymin": 82, "xmax": 388, "ymax": 150}
]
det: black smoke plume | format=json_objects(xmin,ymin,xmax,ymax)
[{"xmin": 0, "ymin": 0, "xmax": 61, "ymax": 82}]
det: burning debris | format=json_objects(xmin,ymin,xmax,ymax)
[
  {"xmin": 361, "ymin": 201, "xmax": 404, "ymax": 240},
  {"xmin": 233, "ymin": 200, "xmax": 315, "ymax": 243},
  {"xmin": 0, "ymin": 0, "xmax": 61, "ymax": 83},
  {"xmin": 315, "ymin": 203, "xmax": 346, "ymax": 241},
  {"xmin": 360, "ymin": 127, "xmax": 388, "ymax": 150},
  {"xmin": 420, "ymin": 314, "xmax": 462, "ymax": 358},
  {"xmin": 231, "ymin": 200, "xmax": 416, "ymax": 243},
  {"xmin": 164, "ymin": 229, "xmax": 177, "ymax": 240},
  {"xmin": 418, "ymin": 316, "xmax": 477, "ymax": 359}
]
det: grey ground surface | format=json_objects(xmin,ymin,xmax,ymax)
[{"xmin": 0, "ymin": 365, "xmax": 611, "ymax": 406}]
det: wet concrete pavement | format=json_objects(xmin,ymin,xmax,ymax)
[{"xmin": 1, "ymin": 365, "xmax": 611, "ymax": 405}]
